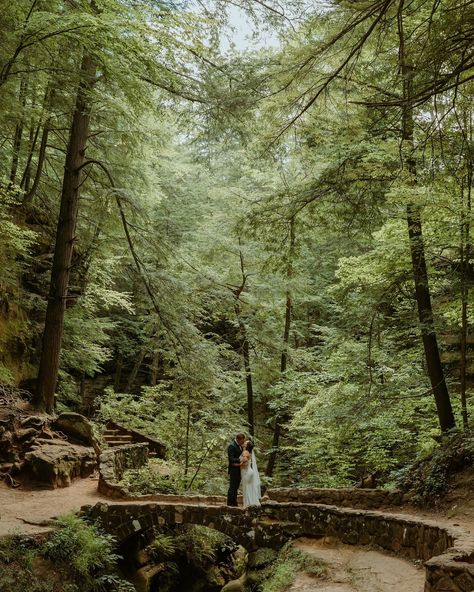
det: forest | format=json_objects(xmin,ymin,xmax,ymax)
[{"xmin": 1, "ymin": 0, "xmax": 474, "ymax": 495}]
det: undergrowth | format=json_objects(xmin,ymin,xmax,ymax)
[
  {"xmin": 396, "ymin": 429, "xmax": 474, "ymax": 505},
  {"xmin": 250, "ymin": 541, "xmax": 327, "ymax": 592},
  {"xmin": 0, "ymin": 515, "xmax": 134, "ymax": 592},
  {"xmin": 118, "ymin": 458, "xmax": 225, "ymax": 495},
  {"xmin": 147, "ymin": 524, "xmax": 234, "ymax": 572}
]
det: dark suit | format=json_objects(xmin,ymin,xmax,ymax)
[{"xmin": 227, "ymin": 439, "xmax": 242, "ymax": 506}]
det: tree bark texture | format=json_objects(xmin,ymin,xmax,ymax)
[
  {"xmin": 460, "ymin": 124, "xmax": 472, "ymax": 430},
  {"xmin": 125, "ymin": 346, "xmax": 146, "ymax": 393},
  {"xmin": 266, "ymin": 216, "xmax": 295, "ymax": 477},
  {"xmin": 150, "ymin": 346, "xmax": 160, "ymax": 386},
  {"xmin": 235, "ymin": 301, "xmax": 255, "ymax": 436},
  {"xmin": 114, "ymin": 353, "xmax": 123, "ymax": 392},
  {"xmin": 10, "ymin": 77, "xmax": 27, "ymax": 183},
  {"xmin": 398, "ymin": 2, "xmax": 455, "ymax": 432},
  {"xmin": 34, "ymin": 53, "xmax": 97, "ymax": 412}
]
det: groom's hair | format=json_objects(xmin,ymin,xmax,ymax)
[{"xmin": 236, "ymin": 432, "xmax": 245, "ymax": 439}]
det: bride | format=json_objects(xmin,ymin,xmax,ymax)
[{"xmin": 239, "ymin": 440, "xmax": 261, "ymax": 508}]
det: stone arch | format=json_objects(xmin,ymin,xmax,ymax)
[
  {"xmin": 83, "ymin": 502, "xmax": 261, "ymax": 550},
  {"xmin": 81, "ymin": 495, "xmax": 474, "ymax": 592}
]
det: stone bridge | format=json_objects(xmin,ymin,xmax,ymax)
[
  {"xmin": 81, "ymin": 498, "xmax": 474, "ymax": 591},
  {"xmin": 90, "ymin": 444, "xmax": 474, "ymax": 591},
  {"xmin": 82, "ymin": 501, "xmax": 305, "ymax": 551}
]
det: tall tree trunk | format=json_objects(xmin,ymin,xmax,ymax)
[
  {"xmin": 79, "ymin": 371, "xmax": 87, "ymax": 413},
  {"xmin": 150, "ymin": 349, "xmax": 160, "ymax": 386},
  {"xmin": 235, "ymin": 301, "xmax": 255, "ymax": 436},
  {"xmin": 460, "ymin": 114, "xmax": 473, "ymax": 430},
  {"xmin": 184, "ymin": 404, "xmax": 191, "ymax": 476},
  {"xmin": 10, "ymin": 77, "xmax": 27, "ymax": 183},
  {"xmin": 266, "ymin": 216, "xmax": 295, "ymax": 478},
  {"xmin": 21, "ymin": 123, "xmax": 38, "ymax": 193},
  {"xmin": 398, "ymin": 2, "xmax": 455, "ymax": 432},
  {"xmin": 125, "ymin": 346, "xmax": 146, "ymax": 393},
  {"xmin": 33, "ymin": 54, "xmax": 97, "ymax": 412},
  {"xmin": 460, "ymin": 187, "xmax": 470, "ymax": 430},
  {"xmin": 232, "ymin": 245, "xmax": 255, "ymax": 435},
  {"xmin": 22, "ymin": 121, "xmax": 50, "ymax": 204},
  {"xmin": 114, "ymin": 353, "xmax": 123, "ymax": 391},
  {"xmin": 20, "ymin": 74, "xmax": 55, "ymax": 198}
]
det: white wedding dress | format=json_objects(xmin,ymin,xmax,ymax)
[{"xmin": 241, "ymin": 450, "xmax": 261, "ymax": 508}]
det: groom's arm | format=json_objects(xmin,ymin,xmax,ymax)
[{"xmin": 227, "ymin": 443, "xmax": 241, "ymax": 467}]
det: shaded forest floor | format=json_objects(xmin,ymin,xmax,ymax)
[
  {"xmin": 0, "ymin": 476, "xmax": 108, "ymax": 536},
  {"xmin": 2, "ymin": 475, "xmax": 474, "ymax": 592},
  {"xmin": 289, "ymin": 538, "xmax": 425, "ymax": 592}
]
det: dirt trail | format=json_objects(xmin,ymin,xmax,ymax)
[
  {"xmin": 2, "ymin": 477, "xmax": 474, "ymax": 537},
  {"xmin": 0, "ymin": 476, "xmax": 109, "ymax": 536},
  {"xmin": 289, "ymin": 538, "xmax": 425, "ymax": 592},
  {"xmin": 1, "ymin": 477, "xmax": 472, "ymax": 592}
]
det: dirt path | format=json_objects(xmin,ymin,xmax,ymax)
[
  {"xmin": 289, "ymin": 537, "xmax": 425, "ymax": 592},
  {"xmin": 2, "ymin": 477, "xmax": 474, "ymax": 538},
  {"xmin": 1, "ymin": 477, "xmax": 472, "ymax": 592},
  {"xmin": 0, "ymin": 476, "xmax": 109, "ymax": 536}
]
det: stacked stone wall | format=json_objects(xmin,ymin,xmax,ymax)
[
  {"xmin": 98, "ymin": 443, "xmax": 149, "ymax": 497},
  {"xmin": 267, "ymin": 487, "xmax": 406, "ymax": 508},
  {"xmin": 83, "ymin": 500, "xmax": 474, "ymax": 592}
]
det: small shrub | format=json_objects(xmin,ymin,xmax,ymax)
[
  {"xmin": 260, "ymin": 542, "xmax": 327, "ymax": 592},
  {"xmin": 118, "ymin": 459, "xmax": 191, "ymax": 494},
  {"xmin": 147, "ymin": 534, "xmax": 177, "ymax": 561},
  {"xmin": 174, "ymin": 524, "xmax": 219, "ymax": 569},
  {"xmin": 397, "ymin": 429, "xmax": 474, "ymax": 505},
  {"xmin": 41, "ymin": 514, "xmax": 131, "ymax": 592}
]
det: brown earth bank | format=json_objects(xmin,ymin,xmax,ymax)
[
  {"xmin": 0, "ymin": 475, "xmax": 108, "ymax": 536},
  {"xmin": 289, "ymin": 537, "xmax": 425, "ymax": 592}
]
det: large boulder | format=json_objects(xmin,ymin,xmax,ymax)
[
  {"xmin": 52, "ymin": 412, "xmax": 100, "ymax": 455},
  {"xmin": 134, "ymin": 563, "xmax": 167, "ymax": 592},
  {"xmin": 24, "ymin": 438, "xmax": 96, "ymax": 488}
]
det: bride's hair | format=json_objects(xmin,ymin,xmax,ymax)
[{"xmin": 245, "ymin": 440, "xmax": 254, "ymax": 453}]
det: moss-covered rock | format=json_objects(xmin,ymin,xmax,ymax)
[{"xmin": 248, "ymin": 547, "xmax": 278, "ymax": 568}]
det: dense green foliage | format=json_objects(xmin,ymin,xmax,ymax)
[
  {"xmin": 397, "ymin": 429, "xmax": 474, "ymax": 505},
  {"xmin": 1, "ymin": 0, "xmax": 474, "ymax": 488},
  {"xmin": 144, "ymin": 525, "xmax": 238, "ymax": 590},
  {"xmin": 247, "ymin": 542, "xmax": 326, "ymax": 592},
  {"xmin": 0, "ymin": 517, "xmax": 134, "ymax": 592}
]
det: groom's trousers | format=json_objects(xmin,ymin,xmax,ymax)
[{"xmin": 227, "ymin": 469, "xmax": 241, "ymax": 506}]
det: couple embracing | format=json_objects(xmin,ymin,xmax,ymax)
[{"xmin": 227, "ymin": 432, "xmax": 261, "ymax": 508}]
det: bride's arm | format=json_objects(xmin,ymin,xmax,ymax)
[{"xmin": 240, "ymin": 450, "xmax": 250, "ymax": 466}]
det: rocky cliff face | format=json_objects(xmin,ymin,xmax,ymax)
[{"xmin": 0, "ymin": 399, "xmax": 98, "ymax": 488}]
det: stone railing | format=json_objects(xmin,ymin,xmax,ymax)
[
  {"xmin": 98, "ymin": 443, "xmax": 149, "ymax": 497},
  {"xmin": 83, "ymin": 499, "xmax": 474, "ymax": 591},
  {"xmin": 94, "ymin": 472, "xmax": 474, "ymax": 590},
  {"xmin": 266, "ymin": 487, "xmax": 407, "ymax": 509},
  {"xmin": 98, "ymin": 441, "xmax": 233, "ymax": 502}
]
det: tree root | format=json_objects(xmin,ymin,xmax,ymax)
[{"xmin": 0, "ymin": 473, "xmax": 20, "ymax": 488}]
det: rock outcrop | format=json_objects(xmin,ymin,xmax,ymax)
[
  {"xmin": 24, "ymin": 438, "xmax": 96, "ymax": 488},
  {"xmin": 52, "ymin": 412, "xmax": 101, "ymax": 455},
  {"xmin": 0, "ymin": 409, "xmax": 98, "ymax": 488}
]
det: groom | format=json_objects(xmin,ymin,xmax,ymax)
[{"xmin": 227, "ymin": 432, "xmax": 245, "ymax": 506}]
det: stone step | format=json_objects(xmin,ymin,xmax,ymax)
[
  {"xmin": 104, "ymin": 434, "xmax": 134, "ymax": 441},
  {"xmin": 106, "ymin": 440, "xmax": 135, "ymax": 446}
]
